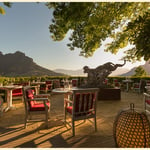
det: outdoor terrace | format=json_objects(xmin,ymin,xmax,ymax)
[{"xmin": 0, "ymin": 91, "xmax": 144, "ymax": 148}]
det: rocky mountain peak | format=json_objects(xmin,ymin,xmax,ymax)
[{"xmin": 0, "ymin": 51, "xmax": 64, "ymax": 77}]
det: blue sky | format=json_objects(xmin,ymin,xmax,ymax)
[{"xmin": 0, "ymin": 2, "xmax": 145, "ymax": 71}]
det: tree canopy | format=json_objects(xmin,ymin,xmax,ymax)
[
  {"xmin": 46, "ymin": 2, "xmax": 150, "ymax": 61},
  {"xmin": 133, "ymin": 66, "xmax": 147, "ymax": 77},
  {"xmin": 0, "ymin": 2, "xmax": 12, "ymax": 15}
]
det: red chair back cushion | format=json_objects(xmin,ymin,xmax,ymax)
[
  {"xmin": 146, "ymin": 99, "xmax": 150, "ymax": 105},
  {"xmin": 46, "ymin": 80, "xmax": 52, "ymax": 84},
  {"xmin": 72, "ymin": 80, "xmax": 78, "ymax": 87},
  {"xmin": 75, "ymin": 93, "xmax": 94, "ymax": 112},
  {"xmin": 26, "ymin": 89, "xmax": 36, "ymax": 107},
  {"xmin": 66, "ymin": 93, "xmax": 96, "ymax": 116}
]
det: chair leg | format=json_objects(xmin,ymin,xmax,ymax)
[
  {"xmin": 64, "ymin": 108, "xmax": 66, "ymax": 125},
  {"xmin": 24, "ymin": 114, "xmax": 28, "ymax": 129},
  {"xmin": 45, "ymin": 112, "xmax": 49, "ymax": 128},
  {"xmin": 94, "ymin": 117, "xmax": 97, "ymax": 132},
  {"xmin": 72, "ymin": 119, "xmax": 75, "ymax": 136}
]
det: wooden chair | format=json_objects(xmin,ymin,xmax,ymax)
[
  {"xmin": 22, "ymin": 86, "xmax": 51, "ymax": 128},
  {"xmin": 113, "ymin": 79, "xmax": 121, "ymax": 88},
  {"xmin": 39, "ymin": 84, "xmax": 48, "ymax": 93},
  {"xmin": 133, "ymin": 80, "xmax": 146, "ymax": 94},
  {"xmin": 103, "ymin": 78, "xmax": 109, "ymax": 86},
  {"xmin": 146, "ymin": 80, "xmax": 150, "ymax": 86},
  {"xmin": 53, "ymin": 79, "xmax": 61, "ymax": 89},
  {"xmin": 71, "ymin": 79, "xmax": 78, "ymax": 87},
  {"xmin": 46, "ymin": 80, "xmax": 53, "ymax": 93},
  {"xmin": 143, "ymin": 92, "xmax": 150, "ymax": 116},
  {"xmin": 12, "ymin": 88, "xmax": 23, "ymax": 101},
  {"xmin": 133, "ymin": 82, "xmax": 141, "ymax": 93},
  {"xmin": 64, "ymin": 88, "xmax": 98, "ymax": 136},
  {"xmin": 0, "ymin": 96, "xmax": 3, "ymax": 117}
]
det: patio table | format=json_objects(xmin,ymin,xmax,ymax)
[
  {"xmin": 0, "ymin": 85, "xmax": 22, "ymax": 112},
  {"xmin": 122, "ymin": 79, "xmax": 133, "ymax": 92},
  {"xmin": 52, "ymin": 88, "xmax": 72, "ymax": 119},
  {"xmin": 52, "ymin": 88, "xmax": 72, "ymax": 104}
]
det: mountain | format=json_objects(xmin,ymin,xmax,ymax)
[
  {"xmin": 54, "ymin": 69, "xmax": 85, "ymax": 76},
  {"xmin": 143, "ymin": 61, "xmax": 150, "ymax": 73},
  {"xmin": 0, "ymin": 51, "xmax": 64, "ymax": 77},
  {"xmin": 109, "ymin": 67, "xmax": 129, "ymax": 76},
  {"xmin": 54, "ymin": 67, "xmax": 129, "ymax": 76},
  {"xmin": 121, "ymin": 61, "xmax": 150, "ymax": 76}
]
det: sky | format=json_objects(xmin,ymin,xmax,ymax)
[{"xmin": 0, "ymin": 2, "xmax": 145, "ymax": 71}]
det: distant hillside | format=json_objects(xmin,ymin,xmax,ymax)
[
  {"xmin": 0, "ymin": 51, "xmax": 64, "ymax": 77},
  {"xmin": 54, "ymin": 67, "xmax": 129, "ymax": 76},
  {"xmin": 121, "ymin": 61, "xmax": 150, "ymax": 76},
  {"xmin": 109, "ymin": 67, "xmax": 129, "ymax": 76},
  {"xmin": 54, "ymin": 68, "xmax": 85, "ymax": 76}
]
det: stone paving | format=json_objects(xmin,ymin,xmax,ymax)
[{"xmin": 0, "ymin": 91, "xmax": 144, "ymax": 148}]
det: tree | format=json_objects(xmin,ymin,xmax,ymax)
[
  {"xmin": 0, "ymin": 2, "xmax": 12, "ymax": 15},
  {"xmin": 133, "ymin": 66, "xmax": 147, "ymax": 77},
  {"xmin": 46, "ymin": 2, "xmax": 150, "ymax": 61}
]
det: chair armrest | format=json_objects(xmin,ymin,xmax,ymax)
[
  {"xmin": 26, "ymin": 98, "xmax": 49, "ymax": 101},
  {"xmin": 64, "ymin": 99, "xmax": 73, "ymax": 107},
  {"xmin": 143, "ymin": 92, "xmax": 150, "ymax": 97},
  {"xmin": 64, "ymin": 99, "xmax": 73, "ymax": 104},
  {"xmin": 34, "ymin": 94, "xmax": 50, "ymax": 98},
  {"xmin": 64, "ymin": 99, "xmax": 72, "ymax": 107}
]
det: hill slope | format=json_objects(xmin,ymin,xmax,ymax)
[
  {"xmin": 54, "ymin": 69, "xmax": 85, "ymax": 76},
  {"xmin": 54, "ymin": 67, "xmax": 129, "ymax": 76},
  {"xmin": 121, "ymin": 61, "xmax": 150, "ymax": 76},
  {"xmin": 0, "ymin": 51, "xmax": 64, "ymax": 77}
]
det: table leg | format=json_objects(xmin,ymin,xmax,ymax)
[
  {"xmin": 4, "ymin": 90, "xmax": 15, "ymax": 112},
  {"xmin": 126, "ymin": 83, "xmax": 129, "ymax": 92}
]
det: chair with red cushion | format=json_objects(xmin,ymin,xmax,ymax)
[
  {"xmin": 64, "ymin": 88, "xmax": 98, "ymax": 136},
  {"xmin": 113, "ymin": 79, "xmax": 121, "ymax": 88},
  {"xmin": 53, "ymin": 79, "xmax": 61, "ymax": 89},
  {"xmin": 12, "ymin": 88, "xmax": 23, "ymax": 101},
  {"xmin": 39, "ymin": 84, "xmax": 48, "ymax": 93},
  {"xmin": 143, "ymin": 93, "xmax": 150, "ymax": 116},
  {"xmin": 71, "ymin": 79, "xmax": 78, "ymax": 87},
  {"xmin": 133, "ymin": 79, "xmax": 146, "ymax": 94},
  {"xmin": 22, "ymin": 86, "xmax": 51, "ymax": 128},
  {"xmin": 133, "ymin": 82, "xmax": 141, "ymax": 93},
  {"xmin": 45, "ymin": 80, "xmax": 53, "ymax": 92}
]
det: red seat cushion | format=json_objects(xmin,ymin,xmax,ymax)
[
  {"xmin": 29, "ymin": 102, "xmax": 50, "ymax": 111},
  {"xmin": 26, "ymin": 89, "xmax": 50, "ymax": 111},
  {"xmin": 12, "ymin": 88, "xmax": 23, "ymax": 97},
  {"xmin": 46, "ymin": 80, "xmax": 52, "ymax": 84},
  {"xmin": 12, "ymin": 92, "xmax": 22, "ymax": 96},
  {"xmin": 134, "ymin": 84, "xmax": 140, "ymax": 88},
  {"xmin": 66, "ymin": 106, "xmax": 73, "ymax": 114},
  {"xmin": 146, "ymin": 99, "xmax": 150, "ymax": 105}
]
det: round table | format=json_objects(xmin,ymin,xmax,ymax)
[
  {"xmin": 52, "ymin": 88, "xmax": 72, "ymax": 119},
  {"xmin": 122, "ymin": 79, "xmax": 133, "ymax": 92}
]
